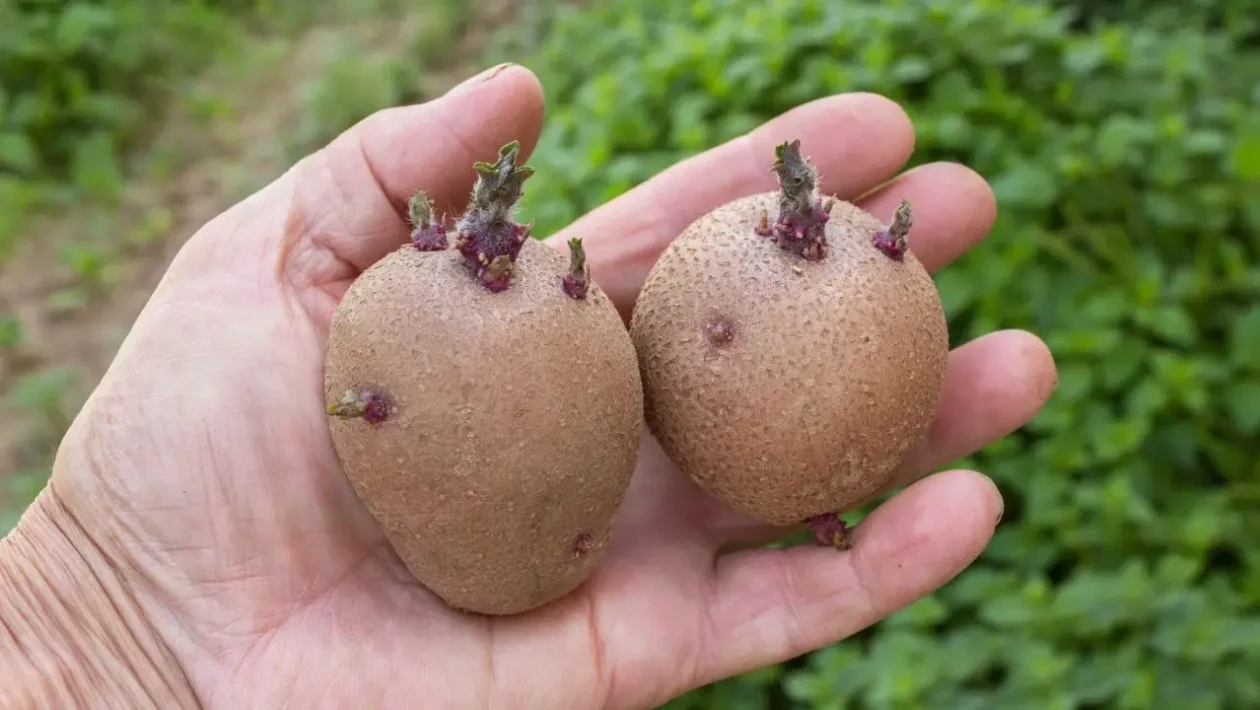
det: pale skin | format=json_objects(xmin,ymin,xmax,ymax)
[{"xmin": 0, "ymin": 65, "xmax": 1058, "ymax": 709}]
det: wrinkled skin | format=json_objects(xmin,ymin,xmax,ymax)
[{"xmin": 26, "ymin": 65, "xmax": 1056, "ymax": 708}]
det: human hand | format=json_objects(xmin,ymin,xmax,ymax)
[{"xmin": 0, "ymin": 64, "xmax": 1056, "ymax": 709}]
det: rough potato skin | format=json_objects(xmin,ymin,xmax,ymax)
[
  {"xmin": 325, "ymin": 238, "xmax": 643, "ymax": 615},
  {"xmin": 629, "ymin": 192, "xmax": 948, "ymax": 526}
]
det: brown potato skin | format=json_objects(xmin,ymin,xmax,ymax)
[
  {"xmin": 629, "ymin": 192, "xmax": 948, "ymax": 526},
  {"xmin": 325, "ymin": 238, "xmax": 643, "ymax": 615}
]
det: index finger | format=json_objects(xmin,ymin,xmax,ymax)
[{"xmin": 543, "ymin": 92, "xmax": 917, "ymax": 319}]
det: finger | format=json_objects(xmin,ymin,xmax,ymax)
[
  {"xmin": 854, "ymin": 161, "xmax": 998, "ymax": 273},
  {"xmin": 543, "ymin": 92, "xmax": 917, "ymax": 318},
  {"xmin": 697, "ymin": 328, "xmax": 1054, "ymax": 547},
  {"xmin": 289, "ymin": 63, "xmax": 546, "ymax": 275},
  {"xmin": 685, "ymin": 469, "xmax": 1001, "ymax": 691}
]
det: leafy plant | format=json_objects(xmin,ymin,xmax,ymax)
[
  {"xmin": 0, "ymin": 315, "xmax": 21, "ymax": 353},
  {"xmin": 6, "ymin": 366, "xmax": 79, "ymax": 438},
  {"xmin": 488, "ymin": 0, "xmax": 1260, "ymax": 706},
  {"xmin": 0, "ymin": 1, "xmax": 343, "ymax": 248},
  {"xmin": 57, "ymin": 241, "xmax": 114, "ymax": 290},
  {"xmin": 284, "ymin": 37, "xmax": 424, "ymax": 160},
  {"xmin": 281, "ymin": 0, "xmax": 474, "ymax": 160},
  {"xmin": 2, "ymin": 466, "xmax": 50, "ymax": 532}
]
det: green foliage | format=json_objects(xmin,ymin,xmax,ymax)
[
  {"xmin": 0, "ymin": 315, "xmax": 21, "ymax": 353},
  {"xmin": 0, "ymin": 1, "xmax": 238, "ymax": 239},
  {"xmin": 0, "ymin": 0, "xmax": 476, "ymax": 242},
  {"xmin": 491, "ymin": 0, "xmax": 1260, "ymax": 706},
  {"xmin": 1, "ymin": 466, "xmax": 51, "ymax": 533},
  {"xmin": 1, "ymin": 365, "xmax": 80, "ymax": 533},
  {"xmin": 283, "ymin": 35, "xmax": 427, "ymax": 161},
  {"xmin": 6, "ymin": 366, "xmax": 80, "ymax": 441},
  {"xmin": 0, "ymin": 1, "xmax": 342, "ymax": 253},
  {"xmin": 280, "ymin": 0, "xmax": 474, "ymax": 159}
]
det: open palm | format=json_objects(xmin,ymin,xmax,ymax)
[{"xmin": 44, "ymin": 66, "xmax": 1055, "ymax": 709}]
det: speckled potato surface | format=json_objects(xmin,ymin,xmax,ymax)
[
  {"xmin": 629, "ymin": 192, "xmax": 948, "ymax": 526},
  {"xmin": 325, "ymin": 238, "xmax": 643, "ymax": 615}
]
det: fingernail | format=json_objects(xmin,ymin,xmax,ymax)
[
  {"xmin": 983, "ymin": 474, "xmax": 1004, "ymax": 525},
  {"xmin": 446, "ymin": 63, "xmax": 516, "ymax": 97}
]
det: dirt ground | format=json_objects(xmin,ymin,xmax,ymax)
[{"xmin": 0, "ymin": 1, "xmax": 519, "ymax": 513}]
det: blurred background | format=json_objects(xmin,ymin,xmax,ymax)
[{"xmin": 1, "ymin": 0, "xmax": 1258, "ymax": 707}]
